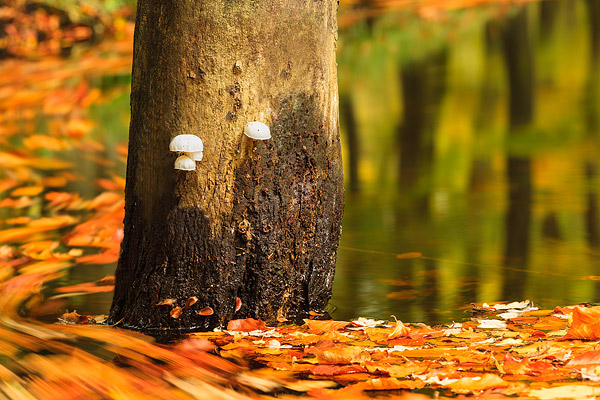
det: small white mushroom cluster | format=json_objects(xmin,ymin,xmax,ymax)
[
  {"xmin": 170, "ymin": 134, "xmax": 203, "ymax": 171},
  {"xmin": 244, "ymin": 121, "xmax": 271, "ymax": 140}
]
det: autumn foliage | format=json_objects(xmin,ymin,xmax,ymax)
[{"xmin": 3, "ymin": 0, "xmax": 600, "ymax": 398}]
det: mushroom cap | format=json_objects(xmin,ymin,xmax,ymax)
[
  {"xmin": 243, "ymin": 121, "xmax": 271, "ymax": 140},
  {"xmin": 186, "ymin": 151, "xmax": 203, "ymax": 161},
  {"xmin": 174, "ymin": 155, "xmax": 196, "ymax": 171},
  {"xmin": 169, "ymin": 134, "xmax": 203, "ymax": 152}
]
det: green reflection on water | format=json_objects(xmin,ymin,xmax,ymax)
[{"xmin": 331, "ymin": 0, "xmax": 600, "ymax": 324}]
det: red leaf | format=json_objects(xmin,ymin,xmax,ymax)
[{"xmin": 227, "ymin": 318, "xmax": 266, "ymax": 332}]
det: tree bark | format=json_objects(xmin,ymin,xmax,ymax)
[{"xmin": 109, "ymin": 0, "xmax": 343, "ymax": 334}]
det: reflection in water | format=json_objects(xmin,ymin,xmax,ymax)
[
  {"xmin": 340, "ymin": 95, "xmax": 361, "ymax": 192},
  {"xmin": 500, "ymin": 6, "xmax": 534, "ymax": 301},
  {"xmin": 333, "ymin": 0, "xmax": 600, "ymax": 324}
]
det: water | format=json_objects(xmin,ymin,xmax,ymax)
[
  {"xmin": 331, "ymin": 0, "xmax": 600, "ymax": 323},
  {"xmin": 2, "ymin": 0, "xmax": 599, "ymax": 326}
]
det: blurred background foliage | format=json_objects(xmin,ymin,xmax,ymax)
[{"xmin": 1, "ymin": 0, "xmax": 599, "ymax": 325}]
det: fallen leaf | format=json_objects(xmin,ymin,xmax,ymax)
[
  {"xmin": 350, "ymin": 377, "xmax": 425, "ymax": 391},
  {"xmin": 170, "ymin": 307, "xmax": 182, "ymax": 318},
  {"xmin": 10, "ymin": 185, "xmax": 43, "ymax": 197},
  {"xmin": 199, "ymin": 307, "xmax": 214, "ymax": 316},
  {"xmin": 310, "ymin": 365, "xmax": 367, "ymax": 376},
  {"xmin": 235, "ymin": 297, "xmax": 242, "ymax": 312},
  {"xmin": 315, "ymin": 346, "xmax": 371, "ymax": 364},
  {"xmin": 388, "ymin": 320, "xmax": 410, "ymax": 339},
  {"xmin": 54, "ymin": 282, "xmax": 114, "ymax": 294},
  {"xmin": 157, "ymin": 299, "xmax": 174, "ymax": 306},
  {"xmin": 61, "ymin": 310, "xmax": 89, "ymax": 324},
  {"xmin": 185, "ymin": 296, "xmax": 198, "ymax": 309},
  {"xmin": 528, "ymin": 384, "xmax": 600, "ymax": 399},
  {"xmin": 227, "ymin": 318, "xmax": 266, "ymax": 332},
  {"xmin": 447, "ymin": 374, "xmax": 508, "ymax": 393},
  {"xmin": 567, "ymin": 350, "xmax": 600, "ymax": 367},
  {"xmin": 303, "ymin": 319, "xmax": 350, "ymax": 332}
]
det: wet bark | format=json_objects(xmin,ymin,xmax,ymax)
[{"xmin": 109, "ymin": 0, "xmax": 344, "ymax": 333}]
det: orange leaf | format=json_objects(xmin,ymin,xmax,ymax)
[
  {"xmin": 315, "ymin": 346, "xmax": 371, "ymax": 364},
  {"xmin": 185, "ymin": 296, "xmax": 198, "ymax": 309},
  {"xmin": 572, "ymin": 306, "xmax": 600, "ymax": 326},
  {"xmin": 6, "ymin": 217, "xmax": 31, "ymax": 225},
  {"xmin": 0, "ymin": 216, "xmax": 77, "ymax": 243},
  {"xmin": 447, "ymin": 374, "xmax": 508, "ymax": 393},
  {"xmin": 157, "ymin": 299, "xmax": 174, "ymax": 306},
  {"xmin": 310, "ymin": 365, "xmax": 367, "ymax": 376},
  {"xmin": 61, "ymin": 310, "xmax": 89, "ymax": 324},
  {"xmin": 55, "ymin": 282, "xmax": 114, "ymax": 294},
  {"xmin": 563, "ymin": 323, "xmax": 600, "ymax": 340},
  {"xmin": 567, "ymin": 350, "xmax": 600, "ymax": 367},
  {"xmin": 198, "ymin": 307, "xmax": 213, "ymax": 316},
  {"xmin": 10, "ymin": 185, "xmax": 43, "ymax": 197},
  {"xmin": 170, "ymin": 307, "xmax": 182, "ymax": 319},
  {"xmin": 303, "ymin": 319, "xmax": 350, "ymax": 332},
  {"xmin": 88, "ymin": 192, "xmax": 122, "ymax": 210},
  {"xmin": 227, "ymin": 318, "xmax": 266, "ymax": 332},
  {"xmin": 502, "ymin": 353, "xmax": 530, "ymax": 375},
  {"xmin": 350, "ymin": 377, "xmax": 425, "ymax": 391},
  {"xmin": 388, "ymin": 320, "xmax": 410, "ymax": 339},
  {"xmin": 235, "ymin": 297, "xmax": 242, "ymax": 312},
  {"xmin": 0, "ymin": 197, "xmax": 33, "ymax": 209},
  {"xmin": 97, "ymin": 275, "xmax": 116, "ymax": 285},
  {"xmin": 76, "ymin": 248, "xmax": 119, "ymax": 265}
]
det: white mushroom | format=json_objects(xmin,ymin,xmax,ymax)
[
  {"xmin": 169, "ymin": 134, "xmax": 203, "ymax": 153},
  {"xmin": 243, "ymin": 121, "xmax": 271, "ymax": 140},
  {"xmin": 186, "ymin": 151, "xmax": 203, "ymax": 161},
  {"xmin": 174, "ymin": 155, "xmax": 196, "ymax": 171}
]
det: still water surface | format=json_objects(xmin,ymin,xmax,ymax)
[
  {"xmin": 4, "ymin": 0, "xmax": 600, "ymax": 326},
  {"xmin": 332, "ymin": 0, "xmax": 600, "ymax": 324}
]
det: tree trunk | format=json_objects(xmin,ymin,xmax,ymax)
[{"xmin": 109, "ymin": 0, "xmax": 343, "ymax": 334}]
